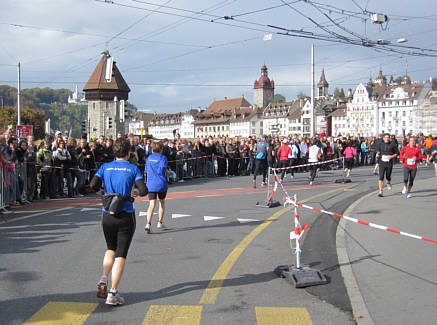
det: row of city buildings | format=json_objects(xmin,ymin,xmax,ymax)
[{"xmin": 82, "ymin": 52, "xmax": 437, "ymax": 140}]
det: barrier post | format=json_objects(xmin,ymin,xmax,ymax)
[
  {"xmin": 335, "ymin": 156, "xmax": 351, "ymax": 183},
  {"xmin": 256, "ymin": 166, "xmax": 281, "ymax": 208},
  {"xmin": 274, "ymin": 194, "xmax": 328, "ymax": 288},
  {"xmin": 294, "ymin": 194, "xmax": 301, "ymax": 269},
  {"xmin": 266, "ymin": 166, "xmax": 271, "ymax": 202}
]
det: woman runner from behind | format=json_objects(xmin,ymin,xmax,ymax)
[
  {"xmin": 144, "ymin": 141, "xmax": 170, "ymax": 234},
  {"xmin": 90, "ymin": 138, "xmax": 147, "ymax": 306}
]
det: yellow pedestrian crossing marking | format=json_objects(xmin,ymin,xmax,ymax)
[
  {"xmin": 142, "ymin": 305, "xmax": 203, "ymax": 325},
  {"xmin": 23, "ymin": 301, "xmax": 98, "ymax": 325},
  {"xmin": 255, "ymin": 307, "xmax": 313, "ymax": 325},
  {"xmin": 23, "ymin": 302, "xmax": 313, "ymax": 325}
]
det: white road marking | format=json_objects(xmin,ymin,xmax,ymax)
[
  {"xmin": 139, "ymin": 212, "xmax": 157, "ymax": 216},
  {"xmin": 0, "ymin": 207, "xmax": 71, "ymax": 226},
  {"xmin": 80, "ymin": 207, "xmax": 100, "ymax": 212},
  {"xmin": 237, "ymin": 218, "xmax": 259, "ymax": 223},
  {"xmin": 204, "ymin": 216, "xmax": 225, "ymax": 221},
  {"xmin": 172, "ymin": 214, "xmax": 192, "ymax": 219}
]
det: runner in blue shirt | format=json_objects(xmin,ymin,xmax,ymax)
[
  {"xmin": 144, "ymin": 141, "xmax": 170, "ymax": 234},
  {"xmin": 90, "ymin": 138, "xmax": 147, "ymax": 306}
]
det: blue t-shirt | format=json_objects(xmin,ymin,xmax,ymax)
[
  {"xmin": 95, "ymin": 160, "xmax": 143, "ymax": 213},
  {"xmin": 146, "ymin": 153, "xmax": 168, "ymax": 193},
  {"xmin": 431, "ymin": 144, "xmax": 437, "ymax": 162}
]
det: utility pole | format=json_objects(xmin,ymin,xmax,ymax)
[
  {"xmin": 17, "ymin": 62, "xmax": 21, "ymax": 126},
  {"xmin": 310, "ymin": 44, "xmax": 315, "ymax": 137}
]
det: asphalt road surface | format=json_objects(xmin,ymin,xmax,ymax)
[{"xmin": 1, "ymin": 163, "xmax": 434, "ymax": 325}]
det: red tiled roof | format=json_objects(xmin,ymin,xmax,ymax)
[
  {"xmin": 379, "ymin": 83, "xmax": 424, "ymax": 101},
  {"xmin": 329, "ymin": 108, "xmax": 346, "ymax": 117},
  {"xmin": 205, "ymin": 97, "xmax": 252, "ymax": 114},
  {"xmin": 83, "ymin": 54, "xmax": 130, "ymax": 93}
]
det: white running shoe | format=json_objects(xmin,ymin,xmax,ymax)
[
  {"xmin": 407, "ymin": 193, "xmax": 413, "ymax": 198},
  {"xmin": 290, "ymin": 175, "xmax": 294, "ymax": 179},
  {"xmin": 387, "ymin": 184, "xmax": 392, "ymax": 191},
  {"xmin": 157, "ymin": 222, "xmax": 165, "ymax": 229},
  {"xmin": 402, "ymin": 186, "xmax": 407, "ymax": 195},
  {"xmin": 145, "ymin": 223, "xmax": 151, "ymax": 234},
  {"xmin": 105, "ymin": 290, "xmax": 125, "ymax": 306}
]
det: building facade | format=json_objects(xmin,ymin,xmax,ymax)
[
  {"xmin": 229, "ymin": 108, "xmax": 263, "ymax": 137},
  {"xmin": 378, "ymin": 77, "xmax": 431, "ymax": 136}
]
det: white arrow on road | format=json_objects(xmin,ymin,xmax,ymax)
[
  {"xmin": 204, "ymin": 216, "xmax": 225, "ymax": 221},
  {"xmin": 80, "ymin": 208, "xmax": 100, "ymax": 212},
  {"xmin": 172, "ymin": 214, "xmax": 192, "ymax": 219},
  {"xmin": 237, "ymin": 218, "xmax": 259, "ymax": 223},
  {"xmin": 139, "ymin": 212, "xmax": 157, "ymax": 216}
]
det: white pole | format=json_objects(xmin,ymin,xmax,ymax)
[
  {"xmin": 310, "ymin": 44, "xmax": 315, "ymax": 137},
  {"xmin": 266, "ymin": 166, "xmax": 271, "ymax": 202},
  {"xmin": 294, "ymin": 193, "xmax": 301, "ymax": 269},
  {"xmin": 17, "ymin": 62, "xmax": 21, "ymax": 126}
]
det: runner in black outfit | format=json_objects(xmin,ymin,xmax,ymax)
[
  {"xmin": 376, "ymin": 133, "xmax": 399, "ymax": 197},
  {"xmin": 90, "ymin": 138, "xmax": 147, "ymax": 306}
]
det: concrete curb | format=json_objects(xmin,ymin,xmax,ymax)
[{"xmin": 336, "ymin": 190, "xmax": 376, "ymax": 325}]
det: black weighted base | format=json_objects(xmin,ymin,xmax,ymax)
[
  {"xmin": 274, "ymin": 264, "xmax": 328, "ymax": 288},
  {"xmin": 335, "ymin": 178, "xmax": 352, "ymax": 183},
  {"xmin": 256, "ymin": 200, "xmax": 281, "ymax": 208}
]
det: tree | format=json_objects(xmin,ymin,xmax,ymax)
[
  {"xmin": 297, "ymin": 92, "xmax": 307, "ymax": 100},
  {"xmin": 273, "ymin": 93, "xmax": 286, "ymax": 103},
  {"xmin": 0, "ymin": 106, "xmax": 46, "ymax": 138}
]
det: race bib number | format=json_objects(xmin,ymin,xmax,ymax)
[
  {"xmin": 407, "ymin": 158, "xmax": 416, "ymax": 165},
  {"xmin": 381, "ymin": 155, "xmax": 390, "ymax": 162}
]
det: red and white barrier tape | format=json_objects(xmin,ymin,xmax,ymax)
[
  {"xmin": 271, "ymin": 157, "xmax": 340, "ymax": 171},
  {"xmin": 283, "ymin": 196, "xmax": 437, "ymax": 245}
]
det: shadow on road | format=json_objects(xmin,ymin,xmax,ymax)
[
  {"xmin": 0, "ymin": 271, "xmax": 276, "ymax": 324},
  {"xmin": 0, "ymin": 212, "xmax": 100, "ymax": 255}
]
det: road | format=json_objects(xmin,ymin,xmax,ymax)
[{"xmin": 0, "ymin": 164, "xmax": 434, "ymax": 325}]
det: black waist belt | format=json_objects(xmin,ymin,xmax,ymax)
[{"xmin": 102, "ymin": 193, "xmax": 134, "ymax": 216}]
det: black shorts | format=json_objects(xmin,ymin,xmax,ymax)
[
  {"xmin": 345, "ymin": 158, "xmax": 354, "ymax": 170},
  {"xmin": 102, "ymin": 211, "xmax": 136, "ymax": 259},
  {"xmin": 378, "ymin": 162, "xmax": 393, "ymax": 181},
  {"xmin": 148, "ymin": 192, "xmax": 167, "ymax": 200}
]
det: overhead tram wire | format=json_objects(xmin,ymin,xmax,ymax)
[
  {"xmin": 124, "ymin": 35, "xmax": 262, "ymax": 71},
  {"xmin": 110, "ymin": 0, "xmax": 237, "ymax": 55},
  {"xmin": 100, "ymin": 0, "xmax": 437, "ymax": 57},
  {"xmin": 68, "ymin": 0, "xmax": 234, "ymax": 73},
  {"xmin": 105, "ymin": 0, "xmax": 174, "ymax": 46}
]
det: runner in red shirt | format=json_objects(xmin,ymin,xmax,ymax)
[
  {"xmin": 399, "ymin": 136, "xmax": 422, "ymax": 198},
  {"xmin": 276, "ymin": 138, "xmax": 292, "ymax": 183}
]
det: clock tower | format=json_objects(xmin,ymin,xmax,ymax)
[{"xmin": 253, "ymin": 64, "xmax": 275, "ymax": 108}]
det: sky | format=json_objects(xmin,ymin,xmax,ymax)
[{"xmin": 1, "ymin": 0, "xmax": 437, "ymax": 113}]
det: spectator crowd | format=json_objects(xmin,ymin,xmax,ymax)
[{"xmin": 1, "ymin": 124, "xmax": 436, "ymax": 210}]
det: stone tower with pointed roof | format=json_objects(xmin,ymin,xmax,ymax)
[
  {"xmin": 253, "ymin": 64, "xmax": 275, "ymax": 108},
  {"xmin": 317, "ymin": 69, "xmax": 329, "ymax": 98},
  {"xmin": 83, "ymin": 51, "xmax": 130, "ymax": 139}
]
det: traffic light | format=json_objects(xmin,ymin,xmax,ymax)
[
  {"xmin": 81, "ymin": 120, "xmax": 87, "ymax": 133},
  {"xmin": 108, "ymin": 117, "xmax": 113, "ymax": 128}
]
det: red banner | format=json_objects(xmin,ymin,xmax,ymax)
[{"xmin": 17, "ymin": 125, "xmax": 33, "ymax": 138}]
